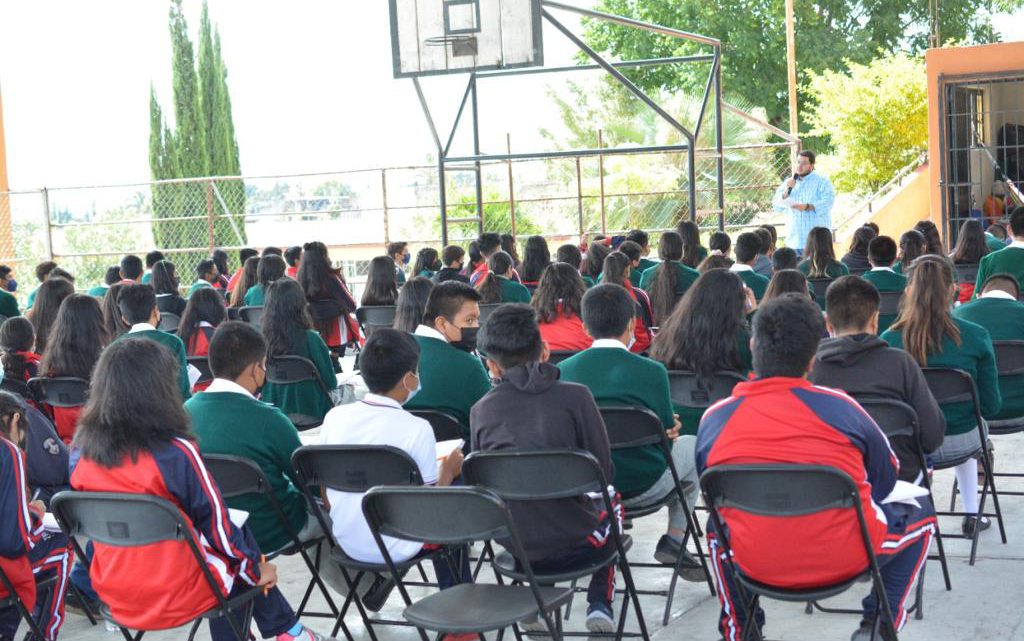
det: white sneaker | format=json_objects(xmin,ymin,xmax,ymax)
[{"xmin": 585, "ymin": 605, "xmax": 614, "ymax": 634}]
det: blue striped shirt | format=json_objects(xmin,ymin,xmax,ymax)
[{"xmin": 772, "ymin": 171, "xmax": 835, "ymax": 250}]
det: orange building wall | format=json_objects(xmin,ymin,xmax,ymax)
[{"xmin": 866, "ymin": 163, "xmax": 932, "ymax": 238}]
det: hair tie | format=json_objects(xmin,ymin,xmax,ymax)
[{"xmin": 710, "ymin": 249, "xmax": 724, "ymax": 257}]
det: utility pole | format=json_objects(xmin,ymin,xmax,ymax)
[
  {"xmin": 929, "ymin": 0, "xmax": 941, "ymax": 48},
  {"xmin": 785, "ymin": 0, "xmax": 799, "ymax": 139},
  {"xmin": 0, "ymin": 83, "xmax": 15, "ymax": 263}
]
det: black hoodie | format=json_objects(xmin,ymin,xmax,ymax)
[
  {"xmin": 810, "ymin": 333, "xmax": 945, "ymax": 481},
  {"xmin": 470, "ymin": 361, "xmax": 614, "ymax": 560}
]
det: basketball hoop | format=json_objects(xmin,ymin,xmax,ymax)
[{"xmin": 424, "ymin": 34, "xmax": 478, "ymax": 56}]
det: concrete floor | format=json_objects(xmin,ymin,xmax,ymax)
[{"xmin": 55, "ymin": 429, "xmax": 1024, "ymax": 641}]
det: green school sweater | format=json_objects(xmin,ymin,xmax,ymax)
[
  {"xmin": 558, "ymin": 346, "xmax": 673, "ymax": 498},
  {"xmin": 953, "ymin": 296, "xmax": 1024, "ymax": 420},
  {"xmin": 187, "ymin": 280, "xmax": 214, "ymax": 299},
  {"xmin": 862, "ymin": 269, "xmax": 908, "ymax": 334},
  {"xmin": 881, "ymin": 317, "xmax": 1001, "ymax": 435},
  {"xmin": 497, "ymin": 276, "xmax": 532, "ymax": 303},
  {"xmin": 0, "ymin": 290, "xmax": 20, "ymax": 319},
  {"xmin": 26, "ymin": 287, "xmax": 38, "ymax": 310},
  {"xmin": 187, "ymin": 390, "xmax": 308, "ymax": 552},
  {"xmin": 86, "ymin": 285, "xmax": 110, "ymax": 299},
  {"xmin": 141, "ymin": 272, "xmax": 153, "ymax": 285},
  {"xmin": 243, "ymin": 284, "xmax": 265, "ymax": 307},
  {"xmin": 669, "ymin": 328, "xmax": 753, "ymax": 436},
  {"xmin": 261, "ymin": 330, "xmax": 338, "ymax": 422},
  {"xmin": 638, "ymin": 261, "xmax": 700, "ymax": 296},
  {"xmin": 975, "ymin": 246, "xmax": 1024, "ymax": 301},
  {"xmin": 797, "ymin": 260, "xmax": 850, "ymax": 279},
  {"xmin": 596, "ymin": 269, "xmax": 644, "ymax": 289},
  {"xmin": 417, "ymin": 269, "xmax": 436, "ymax": 279},
  {"xmin": 582, "ymin": 275, "xmax": 596, "ymax": 289},
  {"xmin": 734, "ymin": 269, "xmax": 769, "ymax": 301},
  {"xmin": 406, "ymin": 333, "xmax": 492, "ymax": 439},
  {"xmin": 116, "ymin": 328, "xmax": 191, "ymax": 399},
  {"xmin": 985, "ymin": 233, "xmax": 1006, "ymax": 253},
  {"xmin": 637, "ymin": 258, "xmax": 658, "ymax": 273}
]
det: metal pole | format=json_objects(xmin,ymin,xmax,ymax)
[
  {"xmin": 41, "ymin": 188, "xmax": 53, "ymax": 261},
  {"xmin": 381, "ymin": 169, "xmax": 391, "ymax": 245},
  {"xmin": 506, "ymin": 134, "xmax": 516, "ymax": 238},
  {"xmin": 785, "ymin": 0, "xmax": 799, "ymax": 138},
  {"xmin": 687, "ymin": 145, "xmax": 697, "ymax": 224},
  {"xmin": 542, "ymin": 0, "xmax": 721, "ymax": 47},
  {"xmin": 576, "ymin": 156, "xmax": 584, "ymax": 238},
  {"xmin": 439, "ymin": 157, "xmax": 449, "ymax": 246},
  {"xmin": 205, "ymin": 180, "xmax": 216, "ymax": 253},
  {"xmin": 470, "ymin": 73, "xmax": 484, "ymax": 237},
  {"xmin": 714, "ymin": 45, "xmax": 726, "ymax": 231},
  {"xmin": 598, "ymin": 130, "xmax": 607, "ymax": 235}
]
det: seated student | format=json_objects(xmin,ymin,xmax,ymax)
[
  {"xmin": 0, "ymin": 318, "xmax": 40, "ymax": 383},
  {"xmin": 188, "ymin": 322, "xmax": 320, "ymax": 554},
  {"xmin": 211, "ymin": 250, "xmax": 233, "ymax": 291},
  {"xmin": 975, "ymin": 206, "xmax": 1024, "ymax": 298},
  {"xmin": 580, "ymin": 241, "xmax": 611, "ymax": 289},
  {"xmin": 697, "ymin": 294, "xmax": 936, "ymax": 641},
  {"xmin": 626, "ymin": 229, "xmax": 658, "ymax": 273},
  {"xmin": 101, "ymin": 283, "xmax": 129, "ymax": 341},
  {"xmin": 893, "ymin": 229, "xmax": 926, "ymax": 274},
  {"xmin": 151, "ymin": 260, "xmax": 187, "ymax": 317},
  {"xmin": 556, "ymin": 242, "xmax": 585, "ymax": 271},
  {"xmin": 841, "ymin": 226, "xmax": 877, "ymax": 272},
  {"xmin": 640, "ymin": 232, "xmax": 700, "ymax": 326},
  {"xmin": 411, "ymin": 247, "xmax": 442, "ymax": 280},
  {"xmin": 729, "ymin": 232, "xmax": 771, "ymax": 301},
  {"xmin": 0, "ymin": 266, "xmax": 19, "ymax": 320},
  {"xmin": 226, "ymin": 247, "xmax": 259, "ymax": 293},
  {"xmin": 677, "ymin": 221, "xmax": 709, "ymax": 269},
  {"xmin": 188, "ymin": 259, "xmax": 220, "ymax": 298},
  {"xmin": 882, "ymin": 256, "xmax": 1000, "ymax": 536},
  {"xmin": 469, "ymin": 234, "xmax": 502, "ymax": 286},
  {"xmin": 392, "ymin": 277, "xmax": 434, "ymax": 333},
  {"xmin": 985, "ymin": 222, "xmax": 1008, "ymax": 253},
  {"xmin": 601, "ymin": 240, "xmax": 645, "ymax": 289},
  {"xmin": 229, "ymin": 256, "xmax": 260, "ymax": 309},
  {"xmin": 698, "ymin": 254, "xmax": 734, "ymax": 273},
  {"xmin": 533, "ymin": 263, "xmax": 592, "ymax": 352},
  {"xmin": 28, "ymin": 278, "xmax": 74, "ymax": 356},
  {"xmin": 752, "ymin": 228, "xmax": 774, "ymax": 277},
  {"xmin": 297, "ymin": 242, "xmax": 359, "ymax": 356},
  {"xmin": 25, "ymin": 261, "xmax": 58, "ymax": 311},
  {"xmin": 387, "ymin": 241, "xmax": 410, "ymax": 286},
  {"xmin": 178, "ymin": 287, "xmax": 228, "ymax": 392},
  {"xmin": 810, "ymin": 276, "xmax": 945, "ymax": 482},
  {"xmin": 520, "ymin": 235, "xmax": 551, "ymax": 289},
  {"xmin": 261, "ymin": 279, "xmax": 338, "ymax": 423},
  {"xmin": 406, "ymin": 282, "xmax": 491, "ymax": 435},
  {"xmin": 0, "ymin": 393, "xmax": 73, "ymax": 641},
  {"xmin": 500, "ymin": 233, "xmax": 523, "ymax": 275},
  {"xmin": 284, "ymin": 246, "xmax": 302, "ymax": 280},
  {"xmin": 472, "ymin": 304, "xmax": 620, "ymax": 633},
  {"xmin": 360, "ymin": 256, "xmax": 400, "ymax": 307},
  {"xmin": 559, "ymin": 285, "xmax": 705, "ymax": 576},
  {"xmin": 433, "ymin": 245, "xmax": 471, "ymax": 285},
  {"xmin": 915, "ymin": 219, "xmax": 944, "ymax": 255},
  {"xmin": 114, "ymin": 284, "xmax": 192, "ymax": 400},
  {"xmin": 771, "ymin": 246, "xmax": 798, "ymax": 272},
  {"xmin": 862, "ymin": 236, "xmax": 908, "ymax": 334},
  {"xmin": 951, "ymin": 219, "xmax": 990, "ymax": 302},
  {"xmin": 86, "ymin": 265, "xmax": 122, "ymax": 299},
  {"xmin": 261, "ymin": 246, "xmax": 283, "ymax": 258},
  {"xmin": 954, "ymin": 274, "xmax": 1024, "ymax": 424},
  {"xmin": 140, "ymin": 250, "xmax": 165, "ymax": 285},
  {"xmin": 70, "ymin": 339, "xmax": 333, "ymax": 641},
  {"xmin": 475, "ymin": 251, "xmax": 532, "ymax": 304},
  {"xmin": 651, "ymin": 270, "xmax": 753, "ymax": 434},
  {"xmin": 798, "ymin": 226, "xmax": 850, "ymax": 280},
  {"xmin": 708, "ymin": 231, "xmax": 731, "ymax": 259},
  {"xmin": 763, "ymin": 269, "xmax": 812, "ymax": 304},
  {"xmin": 119, "ymin": 254, "xmax": 144, "ymax": 284},
  {"xmin": 245, "ymin": 254, "xmax": 287, "ymax": 307},
  {"xmin": 601, "ymin": 253, "xmax": 653, "ymax": 353}
]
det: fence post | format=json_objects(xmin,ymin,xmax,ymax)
[
  {"xmin": 381, "ymin": 169, "xmax": 390, "ymax": 245},
  {"xmin": 598, "ymin": 129, "xmax": 606, "ymax": 235},
  {"xmin": 41, "ymin": 188, "xmax": 53, "ymax": 261},
  {"xmin": 507, "ymin": 133, "xmax": 516, "ymax": 238},
  {"xmin": 205, "ymin": 180, "xmax": 215, "ymax": 253},
  {"xmin": 576, "ymin": 156, "xmax": 584, "ymax": 238}
]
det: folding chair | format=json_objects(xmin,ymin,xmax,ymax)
[
  {"xmin": 922, "ymin": 367, "xmax": 1007, "ymax": 565},
  {"xmin": 408, "ymin": 410, "xmax": 465, "ymax": 443},
  {"xmin": 954, "ymin": 263, "xmax": 979, "ymax": 285},
  {"xmin": 187, "ymin": 356, "xmax": 214, "ymax": 388},
  {"xmin": 356, "ymin": 306, "xmax": 398, "ymax": 338},
  {"xmin": 848, "ymin": 267, "xmax": 869, "ymax": 277},
  {"xmin": 464, "ymin": 450, "xmax": 650, "ymax": 641},
  {"xmin": 877, "ymin": 291, "xmax": 902, "ymax": 316},
  {"xmin": 157, "ymin": 312, "xmax": 181, "ymax": 333},
  {"xmin": 50, "ymin": 491, "xmax": 261, "ymax": 641},
  {"xmin": 701, "ymin": 464, "xmax": 898, "ymax": 641},
  {"xmin": 0, "ymin": 565, "xmax": 59, "ymax": 641},
  {"xmin": 238, "ymin": 306, "xmax": 265, "ymax": 328},
  {"xmin": 547, "ymin": 351, "xmax": 578, "ymax": 365},
  {"xmin": 265, "ymin": 356, "xmax": 333, "ymax": 431},
  {"xmin": 478, "ymin": 304, "xmax": 502, "ymax": 326},
  {"xmin": 28, "ymin": 377, "xmax": 89, "ymax": 427},
  {"xmin": 599, "ymin": 407, "xmax": 714, "ymax": 626},
  {"xmin": 985, "ymin": 341, "xmax": 1024, "ymax": 497},
  {"xmin": 0, "ymin": 377, "xmax": 35, "ymax": 403},
  {"xmin": 363, "ymin": 485, "xmax": 574, "ymax": 641},
  {"xmin": 201, "ymin": 454, "xmax": 339, "ymax": 621},
  {"xmin": 291, "ymin": 445, "xmax": 442, "ymax": 641},
  {"xmin": 808, "ymin": 278, "xmax": 835, "ymax": 309}
]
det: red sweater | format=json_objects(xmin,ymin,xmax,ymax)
[{"xmin": 539, "ymin": 312, "xmax": 593, "ymax": 352}]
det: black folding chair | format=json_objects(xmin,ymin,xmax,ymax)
[
  {"xmin": 701, "ymin": 465, "xmax": 898, "ymax": 641},
  {"xmin": 157, "ymin": 312, "xmax": 181, "ymax": 333},
  {"xmin": 954, "ymin": 263, "xmax": 979, "ymax": 285},
  {"xmin": 201, "ymin": 454, "xmax": 339, "ymax": 622},
  {"xmin": 0, "ymin": 566, "xmax": 59, "ymax": 641},
  {"xmin": 599, "ymin": 407, "xmax": 714, "ymax": 626},
  {"xmin": 808, "ymin": 278, "xmax": 835, "ymax": 308},
  {"xmin": 922, "ymin": 367, "xmax": 1007, "ymax": 565},
  {"xmin": 464, "ymin": 450, "xmax": 650, "ymax": 641},
  {"xmin": 848, "ymin": 267, "xmax": 869, "ymax": 277},
  {"xmin": 0, "ymin": 377, "xmax": 35, "ymax": 403},
  {"xmin": 227, "ymin": 307, "xmax": 241, "ymax": 321},
  {"xmin": 238, "ymin": 306, "xmax": 264, "ymax": 328},
  {"xmin": 980, "ymin": 341, "xmax": 1024, "ymax": 495},
  {"xmin": 478, "ymin": 304, "xmax": 502, "ymax": 326},
  {"xmin": 356, "ymin": 306, "xmax": 398, "ymax": 338},
  {"xmin": 547, "ymin": 351, "xmax": 578, "ymax": 365},
  {"xmin": 187, "ymin": 356, "xmax": 214, "ymax": 388},
  {"xmin": 878, "ymin": 291, "xmax": 902, "ymax": 316},
  {"xmin": 265, "ymin": 356, "xmax": 333, "ymax": 431},
  {"xmin": 363, "ymin": 486, "xmax": 574, "ymax": 641},
  {"xmin": 408, "ymin": 409, "xmax": 465, "ymax": 443},
  {"xmin": 28, "ymin": 377, "xmax": 89, "ymax": 427},
  {"xmin": 291, "ymin": 445, "xmax": 442, "ymax": 641},
  {"xmin": 50, "ymin": 491, "xmax": 261, "ymax": 641}
]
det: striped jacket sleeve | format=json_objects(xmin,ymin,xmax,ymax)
[{"xmin": 0, "ymin": 439, "xmax": 43, "ymax": 558}]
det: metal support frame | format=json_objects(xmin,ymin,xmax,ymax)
[{"xmin": 411, "ymin": 0, "xmax": 727, "ymax": 243}]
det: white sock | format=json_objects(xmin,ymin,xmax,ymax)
[{"xmin": 954, "ymin": 458, "xmax": 980, "ymax": 515}]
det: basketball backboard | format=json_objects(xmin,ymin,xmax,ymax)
[{"xmin": 389, "ymin": 0, "xmax": 544, "ymax": 78}]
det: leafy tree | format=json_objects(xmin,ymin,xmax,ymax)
[{"xmin": 804, "ymin": 51, "xmax": 927, "ymax": 193}]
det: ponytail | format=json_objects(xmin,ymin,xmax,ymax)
[
  {"xmin": 476, "ymin": 251, "xmax": 513, "ymax": 304},
  {"xmin": 650, "ymin": 232, "xmax": 684, "ymax": 325}
]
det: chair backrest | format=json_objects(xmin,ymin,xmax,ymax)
[
  {"xmin": 27, "ymin": 377, "xmax": 89, "ymax": 408},
  {"xmin": 701, "ymin": 464, "xmax": 859, "ymax": 517},
  {"xmin": 921, "ymin": 367, "xmax": 977, "ymax": 406},
  {"xmin": 201, "ymin": 454, "xmax": 269, "ymax": 499},
  {"xmin": 955, "ymin": 263, "xmax": 980, "ymax": 285},
  {"xmin": 547, "ymin": 350, "xmax": 578, "ymax": 365},
  {"xmin": 227, "ymin": 307, "xmax": 241, "ymax": 321},
  {"xmin": 848, "ymin": 267, "xmax": 869, "ymax": 277},
  {"xmin": 878, "ymin": 291, "xmax": 902, "ymax": 316},
  {"xmin": 157, "ymin": 312, "xmax": 181, "ymax": 333},
  {"xmin": 478, "ymin": 303, "xmax": 502, "ymax": 325},
  {"xmin": 0, "ymin": 378, "xmax": 34, "ymax": 403},
  {"xmin": 808, "ymin": 278, "xmax": 835, "ymax": 302},
  {"xmin": 408, "ymin": 409, "xmax": 464, "ymax": 442},
  {"xmin": 598, "ymin": 406, "xmax": 666, "ymax": 449},
  {"xmin": 362, "ymin": 486, "xmax": 511, "ymax": 546},
  {"xmin": 992, "ymin": 340, "xmax": 1024, "ymax": 376},
  {"xmin": 853, "ymin": 397, "xmax": 917, "ymax": 440},
  {"xmin": 666, "ymin": 370, "xmax": 745, "ymax": 409},
  {"xmin": 51, "ymin": 491, "xmax": 188, "ymax": 547},
  {"xmin": 187, "ymin": 356, "xmax": 214, "ymax": 386},
  {"xmin": 463, "ymin": 450, "xmax": 606, "ymax": 501},
  {"xmin": 291, "ymin": 445, "xmax": 423, "ymax": 493},
  {"xmin": 238, "ymin": 306, "xmax": 264, "ymax": 327},
  {"xmin": 355, "ymin": 306, "xmax": 398, "ymax": 337}
]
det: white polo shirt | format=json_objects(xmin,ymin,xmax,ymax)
[{"xmin": 318, "ymin": 393, "xmax": 438, "ymax": 563}]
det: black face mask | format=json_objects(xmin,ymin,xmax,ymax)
[
  {"xmin": 432, "ymin": 259, "xmax": 443, "ymax": 271},
  {"xmin": 451, "ymin": 326, "xmax": 479, "ymax": 354}
]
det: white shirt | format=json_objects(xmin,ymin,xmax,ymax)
[
  {"xmin": 319, "ymin": 393, "xmax": 438, "ymax": 563},
  {"xmin": 729, "ymin": 263, "xmax": 754, "ymax": 273},
  {"xmin": 414, "ymin": 324, "xmax": 448, "ymax": 343},
  {"xmin": 981, "ymin": 290, "xmax": 1018, "ymax": 301},
  {"xmin": 1009, "ymin": 240, "xmax": 1024, "ymax": 250},
  {"xmin": 869, "ymin": 266, "xmax": 895, "ymax": 273},
  {"xmin": 590, "ymin": 338, "xmax": 628, "ymax": 350},
  {"xmin": 205, "ymin": 378, "xmax": 254, "ymax": 398},
  {"xmin": 128, "ymin": 322, "xmax": 157, "ymax": 334}
]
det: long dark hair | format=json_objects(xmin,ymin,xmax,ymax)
[
  {"xmin": 500, "ymin": 234, "xmax": 521, "ymax": 267},
  {"xmin": 178, "ymin": 287, "xmax": 227, "ymax": 354},
  {"xmin": 709, "ymin": 231, "xmax": 731, "ymax": 257},
  {"xmin": 650, "ymin": 232, "xmax": 684, "ymax": 325},
  {"xmin": 465, "ymin": 240, "xmax": 485, "ymax": 275},
  {"xmin": 531, "ymin": 262, "xmax": 585, "ymax": 323},
  {"xmin": 520, "ymin": 235, "xmax": 551, "ymax": 283},
  {"xmin": 73, "ymin": 339, "xmax": 192, "ymax": 468},
  {"xmin": 257, "ymin": 254, "xmax": 287, "ymax": 288},
  {"xmin": 101, "ymin": 283, "xmax": 129, "ymax": 340},
  {"xmin": 229, "ymin": 256, "xmax": 260, "ymax": 308},
  {"xmin": 29, "ymin": 277, "xmax": 75, "ymax": 354},
  {"xmin": 393, "ymin": 277, "xmax": 434, "ymax": 332},
  {"xmin": 581, "ymin": 241, "xmax": 611, "ymax": 280},
  {"xmin": 601, "ymin": 252, "xmax": 632, "ymax": 288},
  {"xmin": 262, "ymin": 278, "xmax": 313, "ymax": 357},
  {"xmin": 476, "ymin": 251, "xmax": 515, "ymax": 304},
  {"xmin": 298, "ymin": 241, "xmax": 345, "ymax": 300},
  {"xmin": 951, "ymin": 219, "xmax": 989, "ymax": 265},
  {"xmin": 847, "ymin": 226, "xmax": 877, "ymax": 256},
  {"xmin": 0, "ymin": 318, "xmax": 36, "ymax": 381},
  {"xmin": 763, "ymin": 269, "xmax": 811, "ymax": 302},
  {"xmin": 914, "ymin": 220, "xmax": 944, "ymax": 254},
  {"xmin": 40, "ymin": 294, "xmax": 107, "ymax": 380},
  {"xmin": 802, "ymin": 227, "xmax": 838, "ymax": 278},
  {"xmin": 361, "ymin": 256, "xmax": 399, "ymax": 306},
  {"xmin": 150, "ymin": 260, "xmax": 180, "ymax": 296},
  {"xmin": 650, "ymin": 269, "xmax": 747, "ymax": 387},
  {"xmin": 891, "ymin": 255, "xmax": 960, "ymax": 366},
  {"xmin": 898, "ymin": 230, "xmax": 927, "ymax": 266},
  {"xmin": 411, "ymin": 248, "xmax": 440, "ymax": 277},
  {"xmin": 677, "ymin": 221, "xmax": 703, "ymax": 268},
  {"xmin": 211, "ymin": 249, "xmax": 230, "ymax": 280}
]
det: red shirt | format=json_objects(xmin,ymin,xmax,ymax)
[
  {"xmin": 286, "ymin": 265, "xmax": 298, "ymax": 279},
  {"xmin": 186, "ymin": 326, "xmax": 216, "ymax": 392},
  {"xmin": 226, "ymin": 267, "xmax": 245, "ymax": 293},
  {"xmin": 539, "ymin": 312, "xmax": 593, "ymax": 352}
]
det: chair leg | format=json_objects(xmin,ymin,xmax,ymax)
[
  {"xmin": 563, "ymin": 578, "xmax": 578, "ymax": 621},
  {"xmin": 618, "ymin": 559, "xmax": 651, "ymax": 641},
  {"xmin": 68, "ymin": 580, "xmax": 99, "ymax": 626},
  {"xmin": 661, "ymin": 552, "xmax": 682, "ymax": 627},
  {"xmin": 931, "ymin": 516, "xmax": 953, "ymax": 591},
  {"xmin": 913, "ymin": 557, "xmax": 926, "ymax": 621},
  {"xmin": 296, "ymin": 541, "xmax": 341, "ymax": 618},
  {"xmin": 982, "ymin": 451, "xmax": 1008, "ymax": 544},
  {"xmin": 949, "ymin": 476, "xmax": 959, "ymax": 512}
]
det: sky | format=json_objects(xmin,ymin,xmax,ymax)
[{"xmin": 0, "ymin": 1, "xmax": 1022, "ymax": 191}]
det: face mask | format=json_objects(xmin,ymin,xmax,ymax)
[
  {"xmin": 432, "ymin": 259, "xmax": 443, "ymax": 272},
  {"xmin": 5, "ymin": 279, "xmax": 16, "ymax": 293},
  {"xmin": 451, "ymin": 326, "xmax": 479, "ymax": 354},
  {"xmin": 403, "ymin": 374, "xmax": 422, "ymax": 405},
  {"xmin": 403, "ymin": 253, "xmax": 411, "ymax": 265}
]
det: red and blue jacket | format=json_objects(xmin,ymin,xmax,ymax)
[
  {"xmin": 696, "ymin": 377, "xmax": 898, "ymax": 589},
  {"xmin": 0, "ymin": 437, "xmax": 45, "ymax": 609},
  {"xmin": 70, "ymin": 438, "xmax": 261, "ymax": 630}
]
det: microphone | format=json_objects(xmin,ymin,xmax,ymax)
[{"xmin": 793, "ymin": 173, "xmax": 800, "ymax": 181}]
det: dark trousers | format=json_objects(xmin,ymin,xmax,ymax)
[
  {"xmin": 0, "ymin": 532, "xmax": 73, "ymax": 641},
  {"xmin": 708, "ymin": 498, "xmax": 936, "ymax": 641},
  {"xmin": 527, "ymin": 509, "xmax": 621, "ymax": 611}
]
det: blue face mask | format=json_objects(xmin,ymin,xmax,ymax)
[
  {"xmin": 403, "ymin": 253, "xmax": 411, "ymax": 265},
  {"xmin": 403, "ymin": 373, "xmax": 422, "ymax": 405},
  {"xmin": 5, "ymin": 279, "xmax": 16, "ymax": 293}
]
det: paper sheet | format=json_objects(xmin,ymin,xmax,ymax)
[
  {"xmin": 882, "ymin": 480, "xmax": 930, "ymax": 508},
  {"xmin": 436, "ymin": 439, "xmax": 465, "ymax": 461},
  {"xmin": 42, "ymin": 513, "xmax": 61, "ymax": 533},
  {"xmin": 228, "ymin": 508, "xmax": 249, "ymax": 528},
  {"xmin": 781, "ymin": 197, "xmax": 800, "ymax": 208},
  {"xmin": 187, "ymin": 363, "xmax": 203, "ymax": 388}
]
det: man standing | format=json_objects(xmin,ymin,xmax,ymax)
[{"xmin": 772, "ymin": 150, "xmax": 835, "ymax": 254}]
